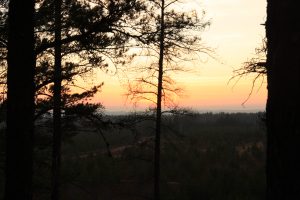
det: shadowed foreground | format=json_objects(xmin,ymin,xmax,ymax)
[{"xmin": 0, "ymin": 112, "xmax": 266, "ymax": 200}]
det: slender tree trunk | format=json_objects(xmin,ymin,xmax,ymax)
[
  {"xmin": 266, "ymin": 0, "xmax": 300, "ymax": 199},
  {"xmin": 52, "ymin": 0, "xmax": 62, "ymax": 199},
  {"xmin": 5, "ymin": 0, "xmax": 35, "ymax": 200},
  {"xmin": 154, "ymin": 1, "xmax": 165, "ymax": 200}
]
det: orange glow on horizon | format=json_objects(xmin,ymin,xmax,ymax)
[
  {"xmin": 90, "ymin": 75, "xmax": 267, "ymax": 112},
  {"xmin": 87, "ymin": 0, "xmax": 267, "ymax": 113}
]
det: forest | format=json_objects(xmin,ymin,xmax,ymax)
[
  {"xmin": 1, "ymin": 0, "xmax": 300, "ymax": 200},
  {"xmin": 2, "ymin": 112, "xmax": 266, "ymax": 199}
]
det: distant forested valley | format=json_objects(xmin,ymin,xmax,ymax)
[{"xmin": 1, "ymin": 112, "xmax": 266, "ymax": 199}]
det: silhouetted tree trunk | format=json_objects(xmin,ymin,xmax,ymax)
[
  {"xmin": 52, "ymin": 0, "xmax": 62, "ymax": 199},
  {"xmin": 154, "ymin": 1, "xmax": 165, "ymax": 200},
  {"xmin": 5, "ymin": 0, "xmax": 35, "ymax": 200},
  {"xmin": 266, "ymin": 0, "xmax": 300, "ymax": 199}
]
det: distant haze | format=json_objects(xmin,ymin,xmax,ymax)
[
  {"xmin": 104, "ymin": 104, "xmax": 266, "ymax": 115},
  {"xmin": 90, "ymin": 0, "xmax": 267, "ymax": 113}
]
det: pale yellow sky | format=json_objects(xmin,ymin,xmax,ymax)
[{"xmin": 91, "ymin": 0, "xmax": 267, "ymax": 113}]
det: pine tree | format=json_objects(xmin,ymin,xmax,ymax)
[{"xmin": 125, "ymin": 1, "xmax": 211, "ymax": 199}]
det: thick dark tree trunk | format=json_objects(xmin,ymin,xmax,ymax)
[
  {"xmin": 266, "ymin": 0, "xmax": 300, "ymax": 199},
  {"xmin": 154, "ymin": 1, "xmax": 165, "ymax": 200},
  {"xmin": 5, "ymin": 0, "xmax": 35, "ymax": 200},
  {"xmin": 52, "ymin": 0, "xmax": 62, "ymax": 199}
]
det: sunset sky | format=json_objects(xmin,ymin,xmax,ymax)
[{"xmin": 92, "ymin": 0, "xmax": 267, "ymax": 113}]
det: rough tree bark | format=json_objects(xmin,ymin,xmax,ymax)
[
  {"xmin": 266, "ymin": 0, "xmax": 300, "ymax": 199},
  {"xmin": 5, "ymin": 0, "xmax": 35, "ymax": 199}
]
